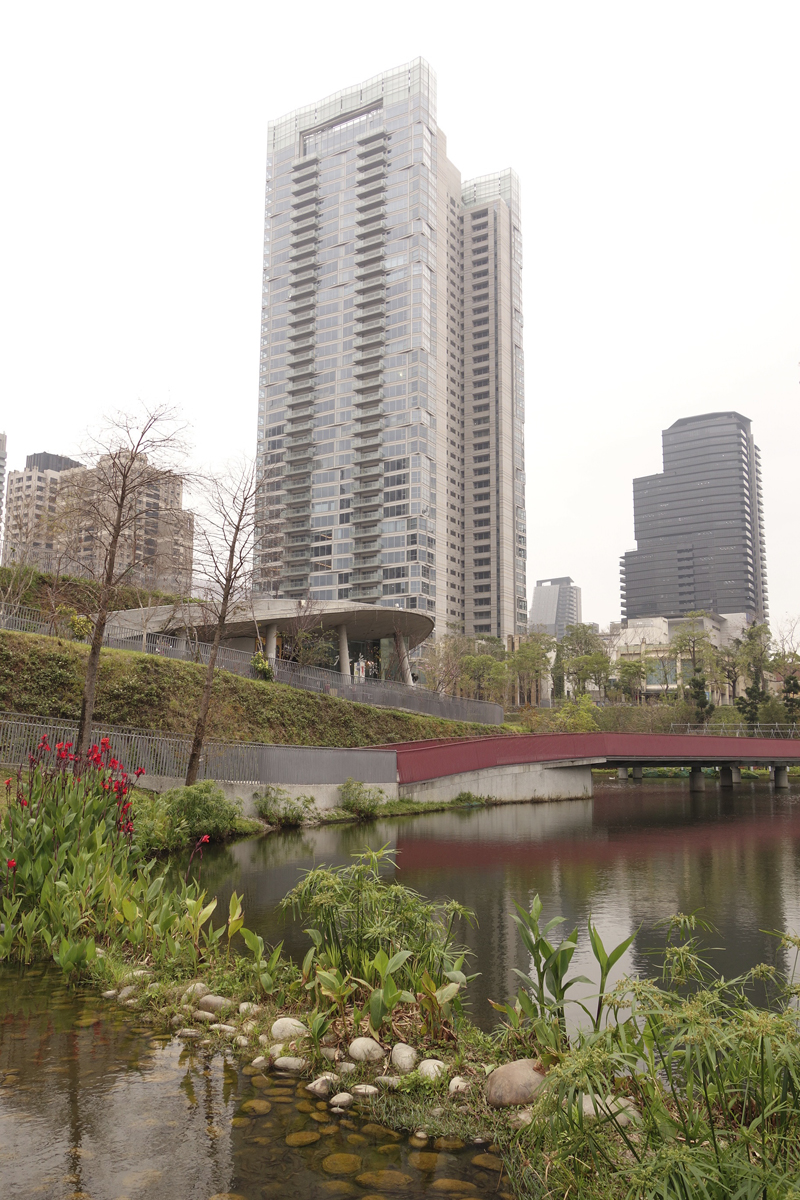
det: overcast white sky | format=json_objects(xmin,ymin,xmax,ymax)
[{"xmin": 1, "ymin": 2, "xmax": 798, "ymax": 629}]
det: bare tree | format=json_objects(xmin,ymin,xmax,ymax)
[
  {"xmin": 59, "ymin": 405, "xmax": 189, "ymax": 756},
  {"xmin": 185, "ymin": 459, "xmax": 260, "ymax": 786}
]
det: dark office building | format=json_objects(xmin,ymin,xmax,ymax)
[{"xmin": 620, "ymin": 412, "xmax": 768, "ymax": 623}]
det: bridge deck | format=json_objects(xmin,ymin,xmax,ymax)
[{"xmin": 386, "ymin": 732, "xmax": 800, "ymax": 785}]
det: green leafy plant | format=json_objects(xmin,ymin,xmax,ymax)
[
  {"xmin": 338, "ymin": 778, "xmax": 385, "ymax": 819},
  {"xmin": 253, "ymin": 786, "xmax": 316, "ymax": 827},
  {"xmin": 251, "ymin": 649, "xmax": 274, "ymax": 681}
]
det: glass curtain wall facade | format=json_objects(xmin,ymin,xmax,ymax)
[
  {"xmin": 255, "ymin": 59, "xmax": 527, "ymax": 640},
  {"xmin": 620, "ymin": 412, "xmax": 768, "ymax": 623}
]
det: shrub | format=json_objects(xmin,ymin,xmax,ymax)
[
  {"xmin": 132, "ymin": 781, "xmax": 244, "ymax": 853},
  {"xmin": 338, "ymin": 777, "xmax": 385, "ymax": 819},
  {"xmin": 254, "ymin": 786, "xmax": 316, "ymax": 827},
  {"xmin": 251, "ymin": 650, "xmax": 274, "ymax": 682}
]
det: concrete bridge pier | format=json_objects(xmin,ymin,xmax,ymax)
[
  {"xmin": 774, "ymin": 765, "xmax": 789, "ymax": 789},
  {"xmin": 632, "ymin": 765, "xmax": 643, "ymax": 781},
  {"xmin": 720, "ymin": 764, "xmax": 737, "ymax": 787},
  {"xmin": 689, "ymin": 765, "xmax": 706, "ymax": 791},
  {"xmin": 617, "ymin": 767, "xmax": 628, "ymax": 781}
]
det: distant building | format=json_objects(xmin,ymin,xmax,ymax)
[
  {"xmin": 529, "ymin": 577, "xmax": 582, "ymax": 640},
  {"xmin": 254, "ymin": 58, "xmax": 528, "ymax": 641},
  {"xmin": 620, "ymin": 412, "xmax": 768, "ymax": 623},
  {"xmin": 3, "ymin": 451, "xmax": 193, "ymax": 594},
  {"xmin": 2, "ymin": 452, "xmax": 82, "ymax": 571},
  {"xmin": 0, "ymin": 433, "xmax": 6, "ymax": 539}
]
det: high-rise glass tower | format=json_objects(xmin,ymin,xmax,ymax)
[
  {"xmin": 254, "ymin": 59, "xmax": 528, "ymax": 641},
  {"xmin": 620, "ymin": 412, "xmax": 768, "ymax": 623}
]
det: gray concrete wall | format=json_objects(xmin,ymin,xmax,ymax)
[
  {"xmin": 140, "ymin": 774, "xmax": 398, "ymax": 816},
  {"xmin": 398, "ymin": 760, "xmax": 593, "ymax": 805}
]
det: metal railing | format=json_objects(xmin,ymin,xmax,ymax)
[
  {"xmin": 669, "ymin": 723, "xmax": 800, "ymax": 739},
  {"xmin": 0, "ymin": 603, "xmax": 503, "ymax": 725},
  {"xmin": 0, "ymin": 710, "xmax": 398, "ymax": 786}
]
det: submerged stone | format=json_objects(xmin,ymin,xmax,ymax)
[
  {"xmin": 355, "ymin": 1171, "xmax": 414, "ymax": 1192},
  {"xmin": 322, "ymin": 1153, "xmax": 363, "ymax": 1175},
  {"xmin": 285, "ymin": 1130, "xmax": 320, "ymax": 1147}
]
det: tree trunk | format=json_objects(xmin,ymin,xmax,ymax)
[
  {"xmin": 186, "ymin": 589, "xmax": 232, "ymax": 786},
  {"xmin": 76, "ymin": 521, "xmax": 123, "ymax": 757}
]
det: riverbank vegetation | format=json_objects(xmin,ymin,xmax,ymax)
[
  {"xmin": 0, "ymin": 628, "xmax": 511, "ymax": 744},
  {"xmin": 6, "ymin": 738, "xmax": 800, "ymax": 1198}
]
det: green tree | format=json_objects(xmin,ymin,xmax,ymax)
[
  {"xmin": 735, "ymin": 681, "xmax": 767, "ymax": 728},
  {"xmin": 782, "ymin": 675, "xmax": 800, "ymax": 724},
  {"xmin": 560, "ymin": 624, "xmax": 605, "ymax": 697},
  {"xmin": 511, "ymin": 630, "xmax": 556, "ymax": 706},
  {"xmin": 685, "ymin": 673, "xmax": 715, "ymax": 724},
  {"xmin": 737, "ymin": 622, "xmax": 773, "ymax": 691},
  {"xmin": 460, "ymin": 654, "xmax": 497, "ymax": 700},
  {"xmin": 616, "ymin": 659, "xmax": 647, "ymax": 704},
  {"xmin": 670, "ymin": 611, "xmax": 716, "ymax": 678}
]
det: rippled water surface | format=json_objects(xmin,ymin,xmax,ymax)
[{"xmin": 5, "ymin": 777, "xmax": 800, "ymax": 1197}]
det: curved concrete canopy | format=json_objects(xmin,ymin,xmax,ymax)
[{"xmin": 109, "ymin": 598, "xmax": 434, "ymax": 650}]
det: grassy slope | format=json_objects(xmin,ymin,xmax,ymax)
[
  {"xmin": 0, "ymin": 566, "xmax": 189, "ymax": 614},
  {"xmin": 0, "ymin": 629, "xmax": 509, "ymax": 746}
]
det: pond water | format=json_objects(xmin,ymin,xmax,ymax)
[
  {"xmin": 0, "ymin": 968, "xmax": 502, "ymax": 1200},
  {"xmin": 5, "ymin": 776, "xmax": 800, "ymax": 1198},
  {"xmin": 195, "ymin": 776, "xmax": 800, "ymax": 1027}
]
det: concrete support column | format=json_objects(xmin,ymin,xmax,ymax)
[
  {"xmin": 689, "ymin": 765, "xmax": 705, "ymax": 791},
  {"xmin": 337, "ymin": 624, "xmax": 350, "ymax": 677},
  {"xmin": 720, "ymin": 765, "xmax": 734, "ymax": 788},
  {"xmin": 617, "ymin": 767, "xmax": 628, "ymax": 781},
  {"xmin": 398, "ymin": 636, "xmax": 413, "ymax": 686},
  {"xmin": 632, "ymin": 765, "xmax": 643, "ymax": 781},
  {"xmin": 264, "ymin": 623, "xmax": 278, "ymax": 661},
  {"xmin": 774, "ymin": 765, "xmax": 789, "ymax": 789},
  {"xmin": 731, "ymin": 766, "xmax": 741, "ymax": 784}
]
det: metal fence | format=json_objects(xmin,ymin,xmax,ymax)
[
  {"xmin": 669, "ymin": 722, "xmax": 800, "ymax": 739},
  {"xmin": 0, "ymin": 710, "xmax": 397, "ymax": 786},
  {"xmin": 0, "ymin": 603, "xmax": 502, "ymax": 725}
]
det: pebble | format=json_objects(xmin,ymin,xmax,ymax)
[
  {"xmin": 192, "ymin": 1010, "xmax": 218, "ymax": 1024},
  {"xmin": 258, "ymin": 1034, "xmax": 269, "ymax": 1046},
  {"xmin": 117, "ymin": 986, "xmax": 137, "ymax": 1001},
  {"xmin": 471, "ymin": 1153, "xmax": 502, "ymax": 1172},
  {"xmin": 101, "ymin": 989, "xmax": 117, "ymax": 1000},
  {"xmin": 274, "ymin": 1056, "xmax": 307, "ymax": 1073},
  {"xmin": 508, "ymin": 1108, "xmax": 533, "ymax": 1129},
  {"xmin": 448, "ymin": 1076, "xmax": 470, "ymax": 1094},
  {"xmin": 241, "ymin": 1098, "xmax": 271, "ymax": 1115},
  {"xmin": 361, "ymin": 1124, "xmax": 401, "ymax": 1141},
  {"xmin": 170, "ymin": 1015, "xmax": 183, "ymax": 1028},
  {"xmin": 321, "ymin": 1183, "xmax": 359, "ymax": 1196},
  {"xmin": 352, "ymin": 1083, "xmax": 379, "ymax": 1098},
  {"xmin": 209, "ymin": 1024, "xmax": 237, "ymax": 1034},
  {"xmin": 285, "ymin": 1130, "xmax": 320, "ymax": 1147},
  {"xmin": 235, "ymin": 1036, "xmax": 249, "ymax": 1048},
  {"xmin": 408, "ymin": 1134, "xmax": 428, "ymax": 1149},
  {"xmin": 251, "ymin": 1055, "xmax": 267, "ymax": 1069},
  {"xmin": 408, "ymin": 1152, "xmax": 440, "ymax": 1172},
  {"xmin": 321, "ymin": 1047, "xmax": 339, "ymax": 1062},
  {"xmin": 322, "ymin": 1153, "xmax": 363, "ymax": 1175},
  {"xmin": 180, "ymin": 982, "xmax": 209, "ymax": 1003},
  {"xmin": 390, "ymin": 1043, "xmax": 418, "ymax": 1074},
  {"xmin": 272, "ymin": 1016, "xmax": 307, "ymax": 1040},
  {"xmin": 239, "ymin": 1002, "xmax": 261, "ymax": 1015},
  {"xmin": 349, "ymin": 1037, "xmax": 385, "ymax": 1062},
  {"xmin": 196, "ymin": 994, "xmax": 231, "ymax": 1015},
  {"xmin": 125, "ymin": 968, "xmax": 152, "ymax": 981},
  {"xmin": 307, "ymin": 1075, "xmax": 338, "ymax": 1097},
  {"xmin": 418, "ymin": 1059, "xmax": 446, "ymax": 1081},
  {"xmin": 241, "ymin": 1021, "xmax": 256, "ymax": 1034},
  {"xmin": 338, "ymin": 1062, "xmax": 357, "ymax": 1075},
  {"xmin": 355, "ymin": 1170, "xmax": 413, "ymax": 1192},
  {"xmin": 377, "ymin": 1076, "xmax": 400, "ymax": 1089},
  {"xmin": 434, "ymin": 1136, "xmax": 465, "ymax": 1152},
  {"xmin": 268, "ymin": 1043, "xmax": 285, "ymax": 1057},
  {"xmin": 177, "ymin": 1028, "xmax": 201, "ymax": 1040},
  {"xmin": 329, "ymin": 1092, "xmax": 354, "ymax": 1109},
  {"xmin": 430, "ymin": 1181, "xmax": 476, "ymax": 1194}
]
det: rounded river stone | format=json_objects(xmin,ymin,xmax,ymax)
[
  {"xmin": 322, "ymin": 1153, "xmax": 363, "ymax": 1175},
  {"xmin": 285, "ymin": 1130, "xmax": 321, "ymax": 1147},
  {"xmin": 241, "ymin": 1098, "xmax": 271, "ymax": 1115},
  {"xmin": 430, "ymin": 1181, "xmax": 477, "ymax": 1194},
  {"xmin": 355, "ymin": 1171, "xmax": 414, "ymax": 1192},
  {"xmin": 471, "ymin": 1153, "xmax": 502, "ymax": 1171}
]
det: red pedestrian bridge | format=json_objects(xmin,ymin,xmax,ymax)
[{"xmin": 384, "ymin": 731, "xmax": 800, "ymax": 803}]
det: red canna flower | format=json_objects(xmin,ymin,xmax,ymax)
[
  {"xmin": 20, "ymin": 799, "xmax": 28, "ymax": 808},
  {"xmin": 200, "ymin": 834, "xmax": 210, "ymax": 844},
  {"xmin": 134, "ymin": 767, "xmax": 145, "ymax": 778},
  {"xmin": 7, "ymin": 859, "xmax": 16, "ymax": 871},
  {"xmin": 100, "ymin": 737, "xmax": 111, "ymax": 750},
  {"xmin": 4, "ymin": 779, "xmax": 11, "ymax": 789}
]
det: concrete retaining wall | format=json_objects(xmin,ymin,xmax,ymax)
[{"xmin": 398, "ymin": 760, "xmax": 594, "ymax": 805}]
